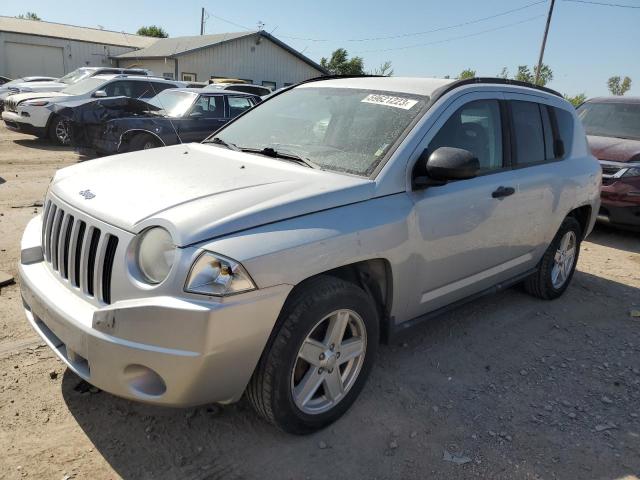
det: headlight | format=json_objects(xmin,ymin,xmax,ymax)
[
  {"xmin": 623, "ymin": 166, "xmax": 640, "ymax": 178},
  {"xmin": 136, "ymin": 227, "xmax": 176, "ymax": 284},
  {"xmin": 185, "ymin": 252, "xmax": 256, "ymax": 296},
  {"xmin": 24, "ymin": 99, "xmax": 49, "ymax": 106}
]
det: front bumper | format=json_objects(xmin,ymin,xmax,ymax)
[
  {"xmin": 19, "ymin": 216, "xmax": 292, "ymax": 407},
  {"xmin": 2, "ymin": 110, "xmax": 46, "ymax": 137},
  {"xmin": 599, "ymin": 177, "xmax": 640, "ymax": 228}
]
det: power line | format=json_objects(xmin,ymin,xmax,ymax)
[
  {"xmin": 353, "ymin": 14, "xmax": 546, "ymax": 54},
  {"xmin": 278, "ymin": 0, "xmax": 548, "ymax": 42},
  {"xmin": 562, "ymin": 0, "xmax": 640, "ymax": 8}
]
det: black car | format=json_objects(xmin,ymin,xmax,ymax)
[{"xmin": 52, "ymin": 88, "xmax": 260, "ymax": 155}]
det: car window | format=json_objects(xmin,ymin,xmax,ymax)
[
  {"xmin": 231, "ymin": 85, "xmax": 271, "ymax": 96},
  {"xmin": 550, "ymin": 107, "xmax": 574, "ymax": 156},
  {"xmin": 191, "ymin": 96, "xmax": 224, "ymax": 117},
  {"xmin": 428, "ymin": 99, "xmax": 504, "ymax": 173},
  {"xmin": 134, "ymin": 81, "xmax": 175, "ymax": 99},
  {"xmin": 510, "ymin": 101, "xmax": 546, "ymax": 166},
  {"xmin": 577, "ymin": 101, "xmax": 640, "ymax": 141},
  {"xmin": 104, "ymin": 81, "xmax": 135, "ymax": 98},
  {"xmin": 228, "ymin": 97, "xmax": 254, "ymax": 118}
]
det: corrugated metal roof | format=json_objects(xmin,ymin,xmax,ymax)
[
  {"xmin": 116, "ymin": 30, "xmax": 328, "ymax": 74},
  {"xmin": 0, "ymin": 16, "xmax": 157, "ymax": 49},
  {"xmin": 115, "ymin": 31, "xmax": 256, "ymax": 58}
]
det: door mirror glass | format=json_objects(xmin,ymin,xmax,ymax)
[
  {"xmin": 93, "ymin": 90, "xmax": 107, "ymax": 98},
  {"xmin": 426, "ymin": 147, "xmax": 480, "ymax": 181}
]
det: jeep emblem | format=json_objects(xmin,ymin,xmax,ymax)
[{"xmin": 79, "ymin": 189, "xmax": 96, "ymax": 200}]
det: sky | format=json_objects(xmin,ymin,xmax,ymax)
[{"xmin": 3, "ymin": 0, "xmax": 639, "ymax": 97}]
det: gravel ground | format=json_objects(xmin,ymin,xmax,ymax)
[{"xmin": 0, "ymin": 124, "xmax": 639, "ymax": 480}]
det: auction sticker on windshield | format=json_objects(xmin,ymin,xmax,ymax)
[{"xmin": 361, "ymin": 94, "xmax": 418, "ymax": 110}]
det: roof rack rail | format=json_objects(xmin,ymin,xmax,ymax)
[{"xmin": 430, "ymin": 77, "xmax": 563, "ymax": 104}]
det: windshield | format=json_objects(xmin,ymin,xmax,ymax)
[
  {"xmin": 60, "ymin": 77, "xmax": 106, "ymax": 96},
  {"xmin": 147, "ymin": 90, "xmax": 198, "ymax": 117},
  {"xmin": 58, "ymin": 68, "xmax": 94, "ymax": 85},
  {"xmin": 577, "ymin": 102, "xmax": 640, "ymax": 141},
  {"xmin": 212, "ymin": 87, "xmax": 428, "ymax": 176}
]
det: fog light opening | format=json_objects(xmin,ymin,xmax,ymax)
[{"xmin": 123, "ymin": 364, "xmax": 166, "ymax": 397}]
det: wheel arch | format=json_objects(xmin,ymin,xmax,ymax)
[
  {"xmin": 118, "ymin": 129, "xmax": 166, "ymax": 152},
  {"xmin": 567, "ymin": 204, "xmax": 592, "ymax": 239}
]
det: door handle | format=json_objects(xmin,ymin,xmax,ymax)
[{"xmin": 492, "ymin": 186, "xmax": 515, "ymax": 199}]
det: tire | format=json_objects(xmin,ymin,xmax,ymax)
[
  {"xmin": 48, "ymin": 116, "xmax": 71, "ymax": 146},
  {"xmin": 524, "ymin": 217, "xmax": 582, "ymax": 300},
  {"xmin": 247, "ymin": 275, "xmax": 379, "ymax": 434},
  {"xmin": 127, "ymin": 133, "xmax": 161, "ymax": 152}
]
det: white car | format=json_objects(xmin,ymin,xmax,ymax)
[
  {"xmin": 0, "ymin": 76, "xmax": 58, "ymax": 112},
  {"xmin": 2, "ymin": 75, "xmax": 185, "ymax": 145}
]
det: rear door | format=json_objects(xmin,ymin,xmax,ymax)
[{"xmin": 406, "ymin": 92, "xmax": 537, "ymax": 318}]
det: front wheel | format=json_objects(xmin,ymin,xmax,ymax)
[
  {"xmin": 48, "ymin": 116, "xmax": 71, "ymax": 146},
  {"xmin": 127, "ymin": 133, "xmax": 161, "ymax": 152},
  {"xmin": 247, "ymin": 276, "xmax": 379, "ymax": 434},
  {"xmin": 524, "ymin": 217, "xmax": 582, "ymax": 300}
]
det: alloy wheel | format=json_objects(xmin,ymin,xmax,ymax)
[
  {"xmin": 291, "ymin": 309, "xmax": 367, "ymax": 415},
  {"xmin": 551, "ymin": 230, "xmax": 577, "ymax": 289}
]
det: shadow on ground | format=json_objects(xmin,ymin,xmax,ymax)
[
  {"xmin": 588, "ymin": 224, "xmax": 640, "ymax": 254},
  {"xmin": 13, "ymin": 138, "xmax": 74, "ymax": 152},
  {"xmin": 61, "ymin": 270, "xmax": 640, "ymax": 480}
]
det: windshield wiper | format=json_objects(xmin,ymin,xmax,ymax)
[
  {"xmin": 207, "ymin": 136, "xmax": 241, "ymax": 151},
  {"xmin": 240, "ymin": 147, "xmax": 321, "ymax": 169}
]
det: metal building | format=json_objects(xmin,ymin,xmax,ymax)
[
  {"xmin": 114, "ymin": 31, "xmax": 327, "ymax": 89},
  {"xmin": 0, "ymin": 16, "xmax": 156, "ymax": 79}
]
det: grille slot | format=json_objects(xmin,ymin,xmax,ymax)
[{"xmin": 40, "ymin": 199, "xmax": 119, "ymax": 304}]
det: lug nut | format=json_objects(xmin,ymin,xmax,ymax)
[
  {"xmin": 336, "ymin": 352, "xmax": 341, "ymax": 358},
  {"xmin": 318, "ymin": 368, "xmax": 324, "ymax": 374},
  {"xmin": 319, "ymin": 353, "xmax": 325, "ymax": 361},
  {"xmin": 330, "ymin": 343, "xmax": 335, "ymax": 351},
  {"xmin": 328, "ymin": 368, "xmax": 334, "ymax": 374}
]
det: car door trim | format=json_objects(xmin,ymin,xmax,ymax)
[{"xmin": 419, "ymin": 252, "xmax": 533, "ymax": 304}]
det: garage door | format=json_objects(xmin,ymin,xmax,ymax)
[{"xmin": 5, "ymin": 42, "xmax": 65, "ymax": 78}]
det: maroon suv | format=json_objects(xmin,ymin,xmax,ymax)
[{"xmin": 577, "ymin": 97, "xmax": 640, "ymax": 230}]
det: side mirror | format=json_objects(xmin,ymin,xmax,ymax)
[
  {"xmin": 414, "ymin": 147, "xmax": 480, "ymax": 188},
  {"xmin": 93, "ymin": 90, "xmax": 107, "ymax": 98}
]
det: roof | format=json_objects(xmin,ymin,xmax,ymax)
[
  {"xmin": 298, "ymin": 76, "xmax": 455, "ymax": 96},
  {"xmin": 585, "ymin": 96, "xmax": 640, "ymax": 104},
  {"xmin": 0, "ymin": 16, "xmax": 157, "ymax": 49},
  {"xmin": 172, "ymin": 87, "xmax": 257, "ymax": 96},
  {"xmin": 115, "ymin": 30, "xmax": 328, "ymax": 74}
]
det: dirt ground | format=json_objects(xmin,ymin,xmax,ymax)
[{"xmin": 0, "ymin": 123, "xmax": 639, "ymax": 480}]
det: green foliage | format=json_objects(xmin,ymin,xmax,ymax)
[
  {"xmin": 371, "ymin": 61, "xmax": 394, "ymax": 77},
  {"xmin": 320, "ymin": 49, "xmax": 365, "ymax": 76},
  {"xmin": 458, "ymin": 69, "xmax": 476, "ymax": 80},
  {"xmin": 607, "ymin": 76, "xmax": 632, "ymax": 96},
  {"xmin": 511, "ymin": 64, "xmax": 553, "ymax": 86},
  {"xmin": 136, "ymin": 25, "xmax": 169, "ymax": 38},
  {"xmin": 498, "ymin": 67, "xmax": 509, "ymax": 79},
  {"xmin": 17, "ymin": 12, "xmax": 41, "ymax": 20},
  {"xmin": 563, "ymin": 93, "xmax": 587, "ymax": 108}
]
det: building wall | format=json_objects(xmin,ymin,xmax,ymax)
[
  {"xmin": 177, "ymin": 35, "xmax": 322, "ymax": 88},
  {"xmin": 0, "ymin": 31, "xmax": 138, "ymax": 78},
  {"xmin": 116, "ymin": 58, "xmax": 177, "ymax": 79}
]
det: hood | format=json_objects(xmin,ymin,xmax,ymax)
[
  {"xmin": 587, "ymin": 135, "xmax": 640, "ymax": 163},
  {"xmin": 50, "ymin": 143, "xmax": 375, "ymax": 246},
  {"xmin": 9, "ymin": 91, "xmax": 68, "ymax": 105},
  {"xmin": 11, "ymin": 81, "xmax": 66, "ymax": 93}
]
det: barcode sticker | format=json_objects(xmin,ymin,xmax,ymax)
[{"xmin": 361, "ymin": 94, "xmax": 418, "ymax": 110}]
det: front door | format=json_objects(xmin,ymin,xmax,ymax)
[
  {"xmin": 179, "ymin": 95, "xmax": 227, "ymax": 142},
  {"xmin": 406, "ymin": 92, "xmax": 537, "ymax": 319}
]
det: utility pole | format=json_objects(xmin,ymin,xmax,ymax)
[
  {"xmin": 200, "ymin": 7, "xmax": 205, "ymax": 35},
  {"xmin": 534, "ymin": 0, "xmax": 555, "ymax": 85}
]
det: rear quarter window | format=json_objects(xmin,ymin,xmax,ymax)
[{"xmin": 550, "ymin": 107, "xmax": 574, "ymax": 159}]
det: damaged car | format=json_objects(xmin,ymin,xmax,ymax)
[{"xmin": 52, "ymin": 88, "xmax": 260, "ymax": 154}]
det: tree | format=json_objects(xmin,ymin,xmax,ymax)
[
  {"xmin": 17, "ymin": 12, "xmax": 41, "ymax": 20},
  {"xmin": 371, "ymin": 61, "xmax": 394, "ymax": 76},
  {"xmin": 320, "ymin": 48, "xmax": 364, "ymax": 76},
  {"xmin": 458, "ymin": 68, "xmax": 476, "ymax": 80},
  {"xmin": 563, "ymin": 93, "xmax": 587, "ymax": 108},
  {"xmin": 513, "ymin": 64, "xmax": 553, "ymax": 86},
  {"xmin": 498, "ymin": 67, "xmax": 509, "ymax": 79},
  {"xmin": 136, "ymin": 25, "xmax": 168, "ymax": 38},
  {"xmin": 607, "ymin": 76, "xmax": 632, "ymax": 96}
]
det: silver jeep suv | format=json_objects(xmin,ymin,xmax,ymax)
[{"xmin": 19, "ymin": 76, "xmax": 601, "ymax": 433}]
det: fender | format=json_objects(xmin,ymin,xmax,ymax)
[{"xmin": 118, "ymin": 129, "xmax": 167, "ymax": 152}]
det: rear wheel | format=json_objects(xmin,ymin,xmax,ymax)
[
  {"xmin": 247, "ymin": 276, "xmax": 379, "ymax": 434},
  {"xmin": 48, "ymin": 116, "xmax": 71, "ymax": 146},
  {"xmin": 127, "ymin": 133, "xmax": 161, "ymax": 152},
  {"xmin": 524, "ymin": 217, "xmax": 582, "ymax": 300}
]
